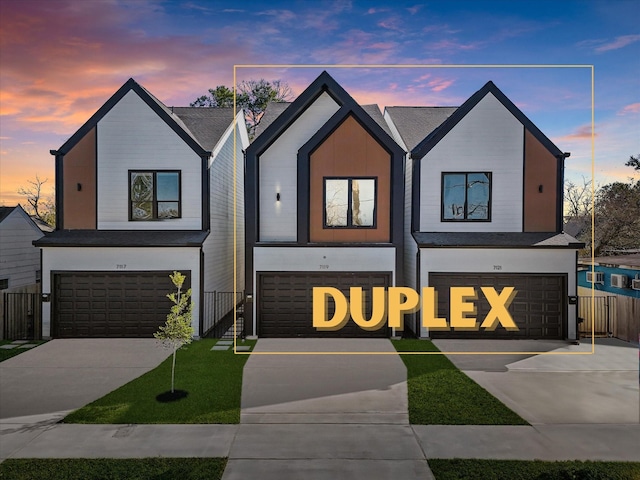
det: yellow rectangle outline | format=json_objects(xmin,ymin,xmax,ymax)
[{"xmin": 232, "ymin": 63, "xmax": 596, "ymax": 356}]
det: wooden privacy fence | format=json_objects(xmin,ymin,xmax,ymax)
[
  {"xmin": 578, "ymin": 294, "xmax": 639, "ymax": 343},
  {"xmin": 2, "ymin": 291, "xmax": 42, "ymax": 340}
]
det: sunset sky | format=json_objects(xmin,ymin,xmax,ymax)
[{"xmin": 1, "ymin": 0, "xmax": 638, "ymax": 207}]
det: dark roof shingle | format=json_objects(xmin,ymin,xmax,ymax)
[{"xmin": 385, "ymin": 106, "xmax": 457, "ymax": 151}]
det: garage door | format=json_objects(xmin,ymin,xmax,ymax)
[
  {"xmin": 429, "ymin": 273, "xmax": 565, "ymax": 339},
  {"xmin": 53, "ymin": 271, "xmax": 190, "ymax": 338},
  {"xmin": 258, "ymin": 272, "xmax": 391, "ymax": 337}
]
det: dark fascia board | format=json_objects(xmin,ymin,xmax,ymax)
[
  {"xmin": 300, "ymin": 103, "xmax": 405, "ymax": 160},
  {"xmin": 50, "ymin": 78, "xmax": 210, "ymax": 158},
  {"xmin": 246, "ymin": 71, "xmax": 357, "ymax": 158},
  {"xmin": 411, "ymin": 81, "xmax": 564, "ymax": 160}
]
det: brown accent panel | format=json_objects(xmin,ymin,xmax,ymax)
[
  {"xmin": 63, "ymin": 127, "xmax": 96, "ymax": 229},
  {"xmin": 309, "ymin": 115, "xmax": 391, "ymax": 242},
  {"xmin": 524, "ymin": 129, "xmax": 557, "ymax": 232}
]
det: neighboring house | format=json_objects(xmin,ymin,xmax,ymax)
[
  {"xmin": 385, "ymin": 81, "xmax": 584, "ymax": 340},
  {"xmin": 244, "ymin": 71, "xmax": 405, "ymax": 337},
  {"xmin": 34, "ymin": 78, "xmax": 248, "ymax": 339},
  {"xmin": 0, "ymin": 205, "xmax": 46, "ymax": 291},
  {"xmin": 578, "ymin": 254, "xmax": 640, "ymax": 299}
]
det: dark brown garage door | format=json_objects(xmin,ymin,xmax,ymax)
[
  {"xmin": 429, "ymin": 273, "xmax": 565, "ymax": 339},
  {"xmin": 258, "ymin": 272, "xmax": 391, "ymax": 337},
  {"xmin": 53, "ymin": 271, "xmax": 190, "ymax": 338}
]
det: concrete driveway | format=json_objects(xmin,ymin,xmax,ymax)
[
  {"xmin": 240, "ymin": 339, "xmax": 408, "ymax": 424},
  {"xmin": 433, "ymin": 338, "xmax": 639, "ymax": 424},
  {"xmin": 0, "ymin": 339, "xmax": 170, "ymax": 422}
]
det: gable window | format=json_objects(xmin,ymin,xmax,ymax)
[
  {"xmin": 0, "ymin": 278, "xmax": 8, "ymax": 290},
  {"xmin": 442, "ymin": 172, "xmax": 491, "ymax": 221},
  {"xmin": 129, "ymin": 171, "xmax": 181, "ymax": 221},
  {"xmin": 324, "ymin": 177, "xmax": 376, "ymax": 228}
]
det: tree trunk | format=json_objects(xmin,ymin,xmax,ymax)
[{"xmin": 171, "ymin": 345, "xmax": 177, "ymax": 393}]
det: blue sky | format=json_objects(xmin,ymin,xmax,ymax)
[{"xmin": 1, "ymin": 0, "xmax": 638, "ymax": 205}]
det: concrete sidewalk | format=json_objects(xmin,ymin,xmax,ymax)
[{"xmin": 2, "ymin": 421, "xmax": 639, "ymax": 465}]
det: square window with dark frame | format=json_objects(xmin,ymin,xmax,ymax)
[
  {"xmin": 442, "ymin": 172, "xmax": 491, "ymax": 221},
  {"xmin": 129, "ymin": 171, "xmax": 181, "ymax": 221},
  {"xmin": 0, "ymin": 278, "xmax": 8, "ymax": 290},
  {"xmin": 324, "ymin": 177, "xmax": 376, "ymax": 228}
]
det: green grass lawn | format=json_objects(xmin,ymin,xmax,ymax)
[
  {"xmin": 0, "ymin": 458, "xmax": 226, "ymax": 480},
  {"xmin": 392, "ymin": 339, "xmax": 527, "ymax": 425},
  {"xmin": 0, "ymin": 340, "xmax": 46, "ymax": 363},
  {"xmin": 428, "ymin": 459, "xmax": 640, "ymax": 480},
  {"xmin": 64, "ymin": 339, "xmax": 255, "ymax": 424}
]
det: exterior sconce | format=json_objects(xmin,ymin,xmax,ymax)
[
  {"xmin": 538, "ymin": 185, "xmax": 543, "ymax": 193},
  {"xmin": 276, "ymin": 192, "xmax": 281, "ymax": 201},
  {"xmin": 77, "ymin": 183, "xmax": 82, "ymax": 191}
]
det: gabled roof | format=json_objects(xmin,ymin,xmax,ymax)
[
  {"xmin": 51, "ymin": 78, "xmax": 211, "ymax": 158},
  {"xmin": 385, "ymin": 106, "xmax": 457, "ymax": 151},
  {"xmin": 255, "ymin": 101, "xmax": 392, "ymax": 140},
  {"xmin": 0, "ymin": 206, "xmax": 15, "ymax": 223},
  {"xmin": 0, "ymin": 205, "xmax": 46, "ymax": 235},
  {"xmin": 247, "ymin": 71, "xmax": 400, "ymax": 156},
  {"xmin": 411, "ymin": 81, "xmax": 564, "ymax": 160},
  {"xmin": 171, "ymin": 107, "xmax": 235, "ymax": 151}
]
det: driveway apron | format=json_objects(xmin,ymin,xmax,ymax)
[
  {"xmin": 0, "ymin": 339, "xmax": 170, "ymax": 421},
  {"xmin": 240, "ymin": 338, "xmax": 409, "ymax": 424}
]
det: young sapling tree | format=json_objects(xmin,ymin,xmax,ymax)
[{"xmin": 154, "ymin": 271, "xmax": 194, "ymax": 394}]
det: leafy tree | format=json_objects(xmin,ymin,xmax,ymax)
[
  {"xmin": 154, "ymin": 271, "xmax": 194, "ymax": 394},
  {"xmin": 565, "ymin": 159, "xmax": 640, "ymax": 256},
  {"xmin": 190, "ymin": 85, "xmax": 234, "ymax": 108},
  {"xmin": 17, "ymin": 175, "xmax": 55, "ymax": 227},
  {"xmin": 191, "ymin": 79, "xmax": 293, "ymax": 137},
  {"xmin": 625, "ymin": 153, "xmax": 640, "ymax": 171}
]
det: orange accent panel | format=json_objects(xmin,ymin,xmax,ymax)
[
  {"xmin": 63, "ymin": 127, "xmax": 96, "ymax": 229},
  {"xmin": 309, "ymin": 115, "xmax": 391, "ymax": 242},
  {"xmin": 523, "ymin": 129, "xmax": 557, "ymax": 232}
]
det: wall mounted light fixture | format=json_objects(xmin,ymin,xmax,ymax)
[
  {"xmin": 538, "ymin": 184, "xmax": 543, "ymax": 193},
  {"xmin": 276, "ymin": 192, "xmax": 281, "ymax": 201},
  {"xmin": 77, "ymin": 183, "xmax": 82, "ymax": 191}
]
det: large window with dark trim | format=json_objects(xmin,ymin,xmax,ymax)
[
  {"xmin": 442, "ymin": 172, "xmax": 491, "ymax": 221},
  {"xmin": 324, "ymin": 177, "xmax": 376, "ymax": 228},
  {"xmin": 129, "ymin": 171, "xmax": 181, "ymax": 221}
]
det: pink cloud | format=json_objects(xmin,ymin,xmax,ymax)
[
  {"xmin": 556, "ymin": 125, "xmax": 596, "ymax": 142},
  {"xmin": 0, "ymin": 0, "xmax": 255, "ymax": 134},
  {"xmin": 407, "ymin": 5, "xmax": 424, "ymax": 15},
  {"xmin": 428, "ymin": 79, "xmax": 454, "ymax": 92},
  {"xmin": 377, "ymin": 17, "xmax": 403, "ymax": 31},
  {"xmin": 618, "ymin": 103, "xmax": 640, "ymax": 115},
  {"xmin": 429, "ymin": 39, "xmax": 482, "ymax": 51},
  {"xmin": 595, "ymin": 34, "xmax": 640, "ymax": 53}
]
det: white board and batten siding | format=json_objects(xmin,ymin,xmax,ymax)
[
  {"xmin": 420, "ymin": 93, "xmax": 524, "ymax": 232},
  {"xmin": 97, "ymin": 90, "xmax": 202, "ymax": 230},
  {"xmin": 259, "ymin": 92, "xmax": 340, "ymax": 241},
  {"xmin": 253, "ymin": 246, "xmax": 397, "ymax": 332},
  {"xmin": 40, "ymin": 247, "xmax": 201, "ymax": 338},
  {"xmin": 418, "ymin": 248, "xmax": 578, "ymax": 339},
  {"xmin": 203, "ymin": 114, "xmax": 247, "ymax": 294},
  {"xmin": 0, "ymin": 208, "xmax": 43, "ymax": 289}
]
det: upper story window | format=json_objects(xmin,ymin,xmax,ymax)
[
  {"xmin": 129, "ymin": 171, "xmax": 181, "ymax": 221},
  {"xmin": 324, "ymin": 177, "xmax": 376, "ymax": 228},
  {"xmin": 0, "ymin": 278, "xmax": 8, "ymax": 290},
  {"xmin": 442, "ymin": 172, "xmax": 491, "ymax": 221}
]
